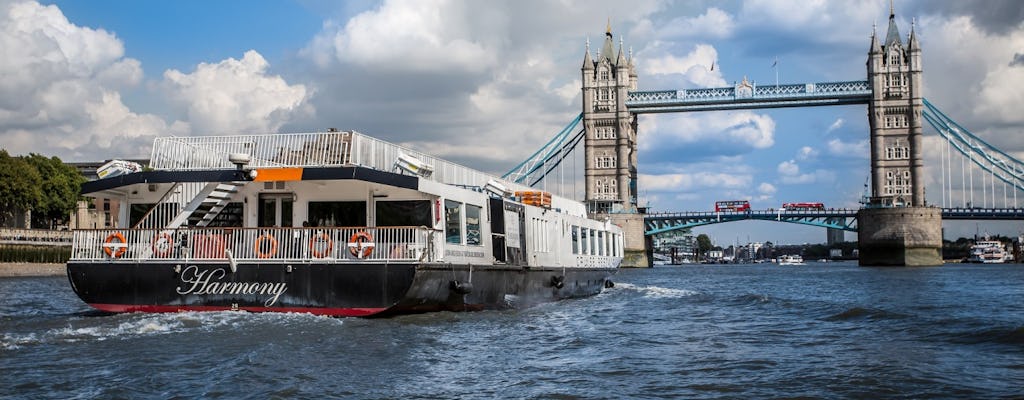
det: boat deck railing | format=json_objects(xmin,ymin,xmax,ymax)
[
  {"xmin": 148, "ymin": 131, "xmax": 587, "ymax": 217},
  {"xmin": 71, "ymin": 226, "xmax": 435, "ymax": 263}
]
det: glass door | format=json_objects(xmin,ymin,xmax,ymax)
[{"xmin": 258, "ymin": 193, "xmax": 294, "ymax": 227}]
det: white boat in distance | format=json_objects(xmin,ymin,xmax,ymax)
[
  {"xmin": 776, "ymin": 254, "xmax": 805, "ymax": 265},
  {"xmin": 967, "ymin": 240, "xmax": 1008, "ymax": 264}
]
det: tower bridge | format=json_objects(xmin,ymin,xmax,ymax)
[{"xmin": 505, "ymin": 4, "xmax": 1024, "ymax": 267}]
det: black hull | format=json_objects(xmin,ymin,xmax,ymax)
[{"xmin": 66, "ymin": 261, "xmax": 616, "ymax": 317}]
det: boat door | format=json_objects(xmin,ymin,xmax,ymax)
[{"xmin": 258, "ymin": 193, "xmax": 294, "ymax": 227}]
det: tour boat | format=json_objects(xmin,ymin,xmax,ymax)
[
  {"xmin": 66, "ymin": 131, "xmax": 623, "ymax": 317},
  {"xmin": 776, "ymin": 254, "xmax": 805, "ymax": 265},
  {"xmin": 966, "ymin": 240, "xmax": 1007, "ymax": 264}
]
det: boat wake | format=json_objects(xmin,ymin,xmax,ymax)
[
  {"xmin": 614, "ymin": 283, "xmax": 700, "ymax": 299},
  {"xmin": 2, "ymin": 311, "xmax": 342, "ymax": 350}
]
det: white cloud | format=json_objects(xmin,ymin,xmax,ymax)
[
  {"xmin": 796, "ymin": 146, "xmax": 818, "ymax": 161},
  {"xmin": 826, "ymin": 138, "xmax": 869, "ymax": 158},
  {"xmin": 162, "ymin": 50, "xmax": 311, "ymax": 134},
  {"xmin": 777, "ymin": 160, "xmax": 800, "ymax": 176},
  {"xmin": 640, "ymin": 172, "xmax": 751, "ymax": 192},
  {"xmin": 0, "ymin": 0, "xmax": 170, "ymax": 158},
  {"xmin": 656, "ymin": 8, "xmax": 735, "ymax": 39},
  {"xmin": 777, "ymin": 159, "xmax": 835, "ymax": 184},
  {"xmin": 303, "ymin": 0, "xmax": 496, "ymax": 74},
  {"xmin": 641, "ymin": 111, "xmax": 775, "ymax": 151},
  {"xmin": 642, "ymin": 43, "xmax": 726, "ymax": 87},
  {"xmin": 826, "ymin": 118, "xmax": 844, "ymax": 133}
]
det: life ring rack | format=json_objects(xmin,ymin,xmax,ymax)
[
  {"xmin": 347, "ymin": 231, "xmax": 375, "ymax": 259},
  {"xmin": 255, "ymin": 234, "xmax": 278, "ymax": 259},
  {"xmin": 309, "ymin": 232, "xmax": 333, "ymax": 258},
  {"xmin": 103, "ymin": 232, "xmax": 127, "ymax": 258}
]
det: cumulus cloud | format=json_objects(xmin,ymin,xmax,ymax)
[
  {"xmin": 162, "ymin": 50, "xmax": 311, "ymax": 135},
  {"xmin": 642, "ymin": 43, "xmax": 726, "ymax": 87},
  {"xmin": 303, "ymin": 0, "xmax": 496, "ymax": 74},
  {"xmin": 826, "ymin": 138, "xmax": 869, "ymax": 158},
  {"xmin": 640, "ymin": 111, "xmax": 775, "ymax": 159},
  {"xmin": 777, "ymin": 159, "xmax": 835, "ymax": 184},
  {"xmin": 826, "ymin": 118, "xmax": 844, "ymax": 133},
  {"xmin": 0, "ymin": 0, "xmax": 170, "ymax": 158},
  {"xmin": 640, "ymin": 172, "xmax": 751, "ymax": 192},
  {"xmin": 656, "ymin": 8, "xmax": 735, "ymax": 39},
  {"xmin": 796, "ymin": 146, "xmax": 818, "ymax": 161}
]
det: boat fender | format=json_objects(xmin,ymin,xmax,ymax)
[
  {"xmin": 226, "ymin": 249, "xmax": 237, "ymax": 273},
  {"xmin": 449, "ymin": 280, "xmax": 473, "ymax": 295},
  {"xmin": 604, "ymin": 280, "xmax": 615, "ymax": 289},
  {"xmin": 550, "ymin": 275, "xmax": 565, "ymax": 289}
]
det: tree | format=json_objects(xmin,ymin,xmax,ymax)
[
  {"xmin": 0, "ymin": 150, "xmax": 42, "ymax": 226},
  {"xmin": 25, "ymin": 153, "xmax": 85, "ymax": 228},
  {"xmin": 696, "ymin": 234, "xmax": 713, "ymax": 260}
]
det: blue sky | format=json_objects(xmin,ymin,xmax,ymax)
[{"xmin": 4, "ymin": 0, "xmax": 1023, "ymax": 245}]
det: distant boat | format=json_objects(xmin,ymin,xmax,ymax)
[
  {"xmin": 967, "ymin": 240, "xmax": 1007, "ymax": 264},
  {"xmin": 776, "ymin": 254, "xmax": 805, "ymax": 265}
]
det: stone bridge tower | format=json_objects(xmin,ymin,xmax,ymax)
[
  {"xmin": 581, "ymin": 24, "xmax": 648, "ymax": 267},
  {"xmin": 867, "ymin": 5, "xmax": 924, "ymax": 207},
  {"xmin": 858, "ymin": 5, "xmax": 942, "ymax": 266}
]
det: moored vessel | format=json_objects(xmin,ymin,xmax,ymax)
[
  {"xmin": 966, "ymin": 239, "xmax": 1007, "ymax": 264},
  {"xmin": 67, "ymin": 131, "xmax": 622, "ymax": 317}
]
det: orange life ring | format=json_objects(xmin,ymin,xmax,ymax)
[
  {"xmin": 152, "ymin": 232, "xmax": 173, "ymax": 258},
  {"xmin": 103, "ymin": 232, "xmax": 127, "ymax": 258},
  {"xmin": 309, "ymin": 232, "xmax": 333, "ymax": 258},
  {"xmin": 254, "ymin": 234, "xmax": 278, "ymax": 259},
  {"xmin": 347, "ymin": 231, "xmax": 375, "ymax": 258}
]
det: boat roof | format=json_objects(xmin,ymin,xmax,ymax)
[{"xmin": 81, "ymin": 166, "xmax": 417, "ymax": 195}]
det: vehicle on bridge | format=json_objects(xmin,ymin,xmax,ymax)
[
  {"xmin": 782, "ymin": 202, "xmax": 825, "ymax": 211},
  {"xmin": 715, "ymin": 200, "xmax": 751, "ymax": 213}
]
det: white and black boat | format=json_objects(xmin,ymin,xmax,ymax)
[{"xmin": 67, "ymin": 131, "xmax": 623, "ymax": 317}]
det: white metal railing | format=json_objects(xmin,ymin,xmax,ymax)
[
  {"xmin": 71, "ymin": 226, "xmax": 434, "ymax": 263},
  {"xmin": 146, "ymin": 131, "xmax": 586, "ymax": 216},
  {"xmin": 150, "ymin": 132, "xmax": 353, "ymax": 170}
]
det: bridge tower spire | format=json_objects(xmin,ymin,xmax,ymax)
[{"xmin": 867, "ymin": 5, "xmax": 924, "ymax": 207}]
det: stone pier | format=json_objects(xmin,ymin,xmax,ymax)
[
  {"xmin": 605, "ymin": 212, "xmax": 650, "ymax": 268},
  {"xmin": 857, "ymin": 207, "xmax": 942, "ymax": 266}
]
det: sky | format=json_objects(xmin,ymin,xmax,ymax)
[{"xmin": 2, "ymin": 0, "xmax": 1023, "ymax": 245}]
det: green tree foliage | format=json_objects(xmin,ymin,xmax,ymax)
[
  {"xmin": 0, "ymin": 150, "xmax": 42, "ymax": 226},
  {"xmin": 696, "ymin": 233, "xmax": 713, "ymax": 260},
  {"xmin": 24, "ymin": 153, "xmax": 85, "ymax": 228}
]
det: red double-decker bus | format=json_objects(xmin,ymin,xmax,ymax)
[
  {"xmin": 782, "ymin": 202, "xmax": 825, "ymax": 210},
  {"xmin": 715, "ymin": 200, "xmax": 751, "ymax": 212}
]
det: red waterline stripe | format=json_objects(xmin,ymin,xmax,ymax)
[{"xmin": 88, "ymin": 303, "xmax": 387, "ymax": 317}]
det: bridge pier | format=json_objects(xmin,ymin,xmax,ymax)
[
  {"xmin": 605, "ymin": 212, "xmax": 651, "ymax": 268},
  {"xmin": 857, "ymin": 207, "xmax": 942, "ymax": 266}
]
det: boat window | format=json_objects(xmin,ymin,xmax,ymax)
[
  {"xmin": 309, "ymin": 201, "xmax": 366, "ymax": 227},
  {"xmin": 598, "ymin": 231, "xmax": 605, "ymax": 256},
  {"xmin": 465, "ymin": 204, "xmax": 481, "ymax": 245},
  {"xmin": 589, "ymin": 228, "xmax": 596, "ymax": 256},
  {"xmin": 571, "ymin": 226, "xmax": 579, "ymax": 254},
  {"xmin": 581, "ymin": 227, "xmax": 589, "ymax": 255},
  {"xmin": 445, "ymin": 200, "xmax": 462, "ymax": 244},
  {"xmin": 376, "ymin": 200, "xmax": 430, "ymax": 227}
]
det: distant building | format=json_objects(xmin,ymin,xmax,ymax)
[{"xmin": 65, "ymin": 159, "xmax": 150, "ymax": 228}]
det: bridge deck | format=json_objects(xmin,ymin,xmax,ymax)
[{"xmin": 626, "ymin": 81, "xmax": 870, "ymax": 113}]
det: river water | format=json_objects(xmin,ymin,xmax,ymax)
[{"xmin": 2, "ymin": 262, "xmax": 1022, "ymax": 399}]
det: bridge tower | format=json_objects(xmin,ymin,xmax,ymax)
[
  {"xmin": 867, "ymin": 6, "xmax": 923, "ymax": 207},
  {"xmin": 858, "ymin": 5, "xmax": 942, "ymax": 266},
  {"xmin": 581, "ymin": 24, "xmax": 649, "ymax": 267}
]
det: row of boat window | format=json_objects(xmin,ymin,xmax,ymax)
[{"xmin": 570, "ymin": 226, "xmax": 620, "ymax": 257}]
